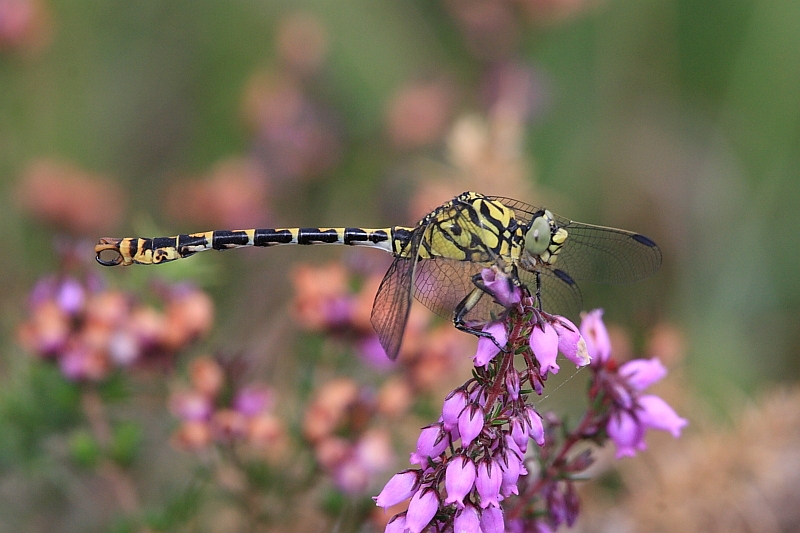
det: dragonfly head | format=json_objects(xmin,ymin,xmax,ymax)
[
  {"xmin": 524, "ymin": 210, "xmax": 555, "ymax": 257},
  {"xmin": 95, "ymin": 238, "xmax": 126, "ymax": 266}
]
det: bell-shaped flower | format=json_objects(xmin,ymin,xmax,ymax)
[
  {"xmin": 410, "ymin": 423, "xmax": 449, "ymax": 465},
  {"xmin": 374, "ymin": 470, "xmax": 420, "ymax": 508},
  {"xmin": 480, "ymin": 506, "xmax": 505, "ymax": 533},
  {"xmin": 442, "ymin": 390, "xmax": 468, "ymax": 431},
  {"xmin": 580, "ymin": 309, "xmax": 611, "ymax": 365},
  {"xmin": 524, "ymin": 405, "xmax": 545, "ymax": 447},
  {"xmin": 530, "ymin": 322, "xmax": 559, "ymax": 376},
  {"xmin": 499, "ymin": 449, "xmax": 523, "ymax": 497},
  {"xmin": 638, "ymin": 394, "xmax": 688, "ymax": 437},
  {"xmin": 406, "ymin": 488, "xmax": 440, "ymax": 533},
  {"xmin": 619, "ymin": 358, "xmax": 667, "ymax": 391},
  {"xmin": 606, "ymin": 410, "xmax": 646, "ymax": 458},
  {"xmin": 458, "ymin": 403, "xmax": 485, "ymax": 447},
  {"xmin": 474, "ymin": 321, "xmax": 507, "ymax": 367},
  {"xmin": 505, "ymin": 370, "xmax": 521, "ymax": 401},
  {"xmin": 444, "ymin": 455, "xmax": 477, "ymax": 508},
  {"xmin": 552, "ymin": 316, "xmax": 590, "ymax": 367},
  {"xmin": 510, "ymin": 416, "xmax": 528, "ymax": 452},
  {"xmin": 476, "ymin": 459, "xmax": 503, "ymax": 508},
  {"xmin": 384, "ymin": 513, "xmax": 407, "ymax": 533},
  {"xmin": 454, "ymin": 503, "xmax": 481, "ymax": 533}
]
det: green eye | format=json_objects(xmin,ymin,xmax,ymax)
[{"xmin": 524, "ymin": 216, "xmax": 551, "ymax": 255}]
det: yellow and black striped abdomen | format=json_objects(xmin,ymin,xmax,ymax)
[{"xmin": 96, "ymin": 227, "xmax": 408, "ymax": 266}]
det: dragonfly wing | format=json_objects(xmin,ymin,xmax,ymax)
[
  {"xmin": 370, "ymin": 225, "xmax": 427, "ymax": 361},
  {"xmin": 414, "ymin": 258, "xmax": 502, "ymax": 324},
  {"xmin": 552, "ymin": 217, "xmax": 662, "ymax": 284}
]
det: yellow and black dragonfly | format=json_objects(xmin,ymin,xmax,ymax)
[{"xmin": 95, "ymin": 191, "xmax": 661, "ymax": 360}]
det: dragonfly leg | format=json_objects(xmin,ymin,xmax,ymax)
[{"xmin": 452, "ymin": 277, "xmax": 507, "ymax": 353}]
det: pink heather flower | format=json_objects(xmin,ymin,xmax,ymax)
[
  {"xmin": 480, "ymin": 506, "xmax": 505, "ymax": 533},
  {"xmin": 444, "ymin": 455, "xmax": 476, "ymax": 508},
  {"xmin": 637, "ymin": 395, "xmax": 688, "ymax": 437},
  {"xmin": 524, "ymin": 405, "xmax": 545, "ymax": 446},
  {"xmin": 499, "ymin": 449, "xmax": 523, "ymax": 497},
  {"xmin": 374, "ymin": 470, "xmax": 420, "ymax": 508},
  {"xmin": 474, "ymin": 321, "xmax": 507, "ymax": 367},
  {"xmin": 476, "ymin": 459, "xmax": 502, "ymax": 508},
  {"xmin": 481, "ymin": 268, "xmax": 521, "ymax": 307},
  {"xmin": 56, "ymin": 277, "xmax": 86, "ymax": 315},
  {"xmin": 454, "ymin": 503, "xmax": 481, "ymax": 533},
  {"xmin": 406, "ymin": 488, "xmax": 439, "ymax": 533},
  {"xmin": 357, "ymin": 335, "xmax": 395, "ymax": 370},
  {"xmin": 510, "ymin": 416, "xmax": 528, "ymax": 452},
  {"xmin": 619, "ymin": 358, "xmax": 667, "ymax": 391},
  {"xmin": 505, "ymin": 370, "xmax": 521, "ymax": 401},
  {"xmin": 504, "ymin": 434, "xmax": 523, "ymax": 459},
  {"xmin": 442, "ymin": 390, "xmax": 468, "ymax": 431},
  {"xmin": 607, "ymin": 410, "xmax": 645, "ymax": 458},
  {"xmin": 410, "ymin": 423, "xmax": 449, "ymax": 465},
  {"xmin": 530, "ymin": 322, "xmax": 559, "ymax": 376},
  {"xmin": 580, "ymin": 309, "xmax": 611, "ymax": 364},
  {"xmin": 458, "ymin": 403, "xmax": 484, "ymax": 447},
  {"xmin": 333, "ymin": 457, "xmax": 369, "ymax": 494},
  {"xmin": 233, "ymin": 386, "xmax": 273, "ymax": 417},
  {"xmin": 552, "ymin": 316, "xmax": 590, "ymax": 367},
  {"xmin": 170, "ymin": 390, "xmax": 213, "ymax": 421},
  {"xmin": 385, "ymin": 513, "xmax": 407, "ymax": 533}
]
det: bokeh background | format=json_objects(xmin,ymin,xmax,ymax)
[{"xmin": 2, "ymin": 0, "xmax": 800, "ymax": 532}]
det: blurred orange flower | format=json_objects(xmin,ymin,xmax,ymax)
[{"xmin": 16, "ymin": 159, "xmax": 125, "ymax": 234}]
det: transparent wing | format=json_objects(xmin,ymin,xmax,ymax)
[
  {"xmin": 488, "ymin": 196, "xmax": 662, "ymax": 284},
  {"xmin": 413, "ymin": 258, "xmax": 503, "ymax": 324},
  {"xmin": 370, "ymin": 227, "xmax": 426, "ymax": 361},
  {"xmin": 518, "ymin": 268, "xmax": 583, "ymax": 319},
  {"xmin": 550, "ymin": 218, "xmax": 661, "ymax": 284}
]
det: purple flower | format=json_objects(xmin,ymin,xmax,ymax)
[
  {"xmin": 233, "ymin": 386, "xmax": 273, "ymax": 417},
  {"xmin": 56, "ymin": 277, "xmax": 86, "ymax": 315},
  {"xmin": 357, "ymin": 335, "xmax": 395, "ymax": 370},
  {"xmin": 406, "ymin": 487, "xmax": 439, "ymax": 533},
  {"xmin": 510, "ymin": 416, "xmax": 528, "ymax": 452},
  {"xmin": 480, "ymin": 506, "xmax": 505, "ymax": 533},
  {"xmin": 607, "ymin": 410, "xmax": 645, "ymax": 458},
  {"xmin": 454, "ymin": 503, "xmax": 481, "ymax": 533},
  {"xmin": 637, "ymin": 394, "xmax": 688, "ymax": 437},
  {"xmin": 458, "ymin": 403, "xmax": 484, "ymax": 447},
  {"xmin": 442, "ymin": 390, "xmax": 468, "ymax": 431},
  {"xmin": 580, "ymin": 309, "xmax": 611, "ymax": 365},
  {"xmin": 500, "ymin": 449, "xmax": 523, "ymax": 497},
  {"xmin": 552, "ymin": 316, "xmax": 590, "ymax": 367},
  {"xmin": 410, "ymin": 423, "xmax": 449, "ymax": 465},
  {"xmin": 476, "ymin": 458, "xmax": 502, "ymax": 508},
  {"xmin": 619, "ymin": 358, "xmax": 667, "ymax": 391},
  {"xmin": 444, "ymin": 455, "xmax": 476, "ymax": 508},
  {"xmin": 474, "ymin": 321, "xmax": 507, "ymax": 367},
  {"xmin": 384, "ymin": 513, "xmax": 407, "ymax": 533},
  {"xmin": 374, "ymin": 470, "xmax": 420, "ymax": 508},
  {"xmin": 481, "ymin": 268, "xmax": 521, "ymax": 307},
  {"xmin": 530, "ymin": 322, "xmax": 559, "ymax": 376},
  {"xmin": 505, "ymin": 370, "xmax": 521, "ymax": 401},
  {"xmin": 524, "ymin": 405, "xmax": 545, "ymax": 447}
]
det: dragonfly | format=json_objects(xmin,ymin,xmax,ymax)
[{"xmin": 95, "ymin": 191, "xmax": 661, "ymax": 361}]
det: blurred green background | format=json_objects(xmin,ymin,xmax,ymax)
[{"xmin": 1, "ymin": 0, "xmax": 800, "ymax": 530}]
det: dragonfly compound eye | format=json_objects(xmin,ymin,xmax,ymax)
[{"xmin": 524, "ymin": 215, "xmax": 551, "ymax": 256}]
